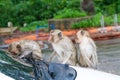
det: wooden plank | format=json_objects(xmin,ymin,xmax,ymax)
[{"xmin": 0, "ymin": 27, "xmax": 18, "ymax": 34}]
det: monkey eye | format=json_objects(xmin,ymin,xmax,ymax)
[
  {"xmin": 50, "ymin": 33, "xmax": 54, "ymax": 36},
  {"xmin": 50, "ymin": 30, "xmax": 54, "ymax": 33}
]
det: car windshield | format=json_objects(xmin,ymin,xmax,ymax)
[{"xmin": 0, "ymin": 50, "xmax": 35, "ymax": 80}]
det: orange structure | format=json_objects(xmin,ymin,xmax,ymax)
[{"xmin": 4, "ymin": 26, "xmax": 119, "ymax": 44}]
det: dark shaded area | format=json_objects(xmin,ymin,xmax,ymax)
[
  {"xmin": 25, "ymin": 53, "xmax": 77, "ymax": 80},
  {"xmin": 81, "ymin": 0, "xmax": 95, "ymax": 14}
]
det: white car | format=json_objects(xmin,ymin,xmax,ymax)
[
  {"xmin": 71, "ymin": 66, "xmax": 120, "ymax": 80},
  {"xmin": 0, "ymin": 72, "xmax": 14, "ymax": 80}
]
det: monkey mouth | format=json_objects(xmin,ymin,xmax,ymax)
[
  {"xmin": 48, "ymin": 35, "xmax": 54, "ymax": 42},
  {"xmin": 10, "ymin": 51, "xmax": 19, "ymax": 56}
]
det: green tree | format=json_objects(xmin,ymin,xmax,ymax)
[{"xmin": 0, "ymin": 0, "xmax": 13, "ymax": 27}]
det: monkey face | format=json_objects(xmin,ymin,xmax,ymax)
[
  {"xmin": 48, "ymin": 32, "xmax": 54, "ymax": 42},
  {"xmin": 75, "ymin": 30, "xmax": 83, "ymax": 43},
  {"xmin": 48, "ymin": 29, "xmax": 63, "ymax": 43},
  {"xmin": 75, "ymin": 30, "xmax": 90, "ymax": 43},
  {"xmin": 8, "ymin": 42, "xmax": 22, "ymax": 55}
]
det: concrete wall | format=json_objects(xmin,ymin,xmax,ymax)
[{"xmin": 48, "ymin": 16, "xmax": 92, "ymax": 30}]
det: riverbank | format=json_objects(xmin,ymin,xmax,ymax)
[{"xmin": 1, "ymin": 26, "xmax": 120, "ymax": 44}]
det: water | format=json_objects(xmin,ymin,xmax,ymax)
[
  {"xmin": 0, "ymin": 38, "xmax": 120, "ymax": 79},
  {"xmin": 96, "ymin": 38, "xmax": 120, "ymax": 75}
]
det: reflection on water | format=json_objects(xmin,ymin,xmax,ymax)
[
  {"xmin": 96, "ymin": 38, "xmax": 120, "ymax": 75},
  {"xmin": 0, "ymin": 50, "xmax": 35, "ymax": 80},
  {"xmin": 0, "ymin": 38, "xmax": 120, "ymax": 79}
]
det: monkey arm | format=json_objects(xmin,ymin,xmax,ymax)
[
  {"xmin": 62, "ymin": 52, "xmax": 72, "ymax": 64},
  {"xmin": 89, "ymin": 38, "xmax": 96, "ymax": 51},
  {"xmin": 19, "ymin": 50, "xmax": 32, "ymax": 59},
  {"xmin": 81, "ymin": 48, "xmax": 94, "ymax": 68},
  {"xmin": 89, "ymin": 38, "xmax": 98, "ymax": 66},
  {"xmin": 49, "ymin": 51, "xmax": 57, "ymax": 62}
]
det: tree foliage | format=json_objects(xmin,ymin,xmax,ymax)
[
  {"xmin": 0, "ymin": 0, "xmax": 120, "ymax": 29},
  {"xmin": 93, "ymin": 0, "xmax": 120, "ymax": 14},
  {"xmin": 0, "ymin": 0, "xmax": 80, "ymax": 27}
]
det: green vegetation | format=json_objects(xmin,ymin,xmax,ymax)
[
  {"xmin": 20, "ymin": 20, "xmax": 48, "ymax": 32},
  {"xmin": 54, "ymin": 8, "xmax": 87, "ymax": 19},
  {"xmin": 72, "ymin": 13, "xmax": 115, "ymax": 29},
  {"xmin": 0, "ymin": 0, "xmax": 120, "ymax": 31}
]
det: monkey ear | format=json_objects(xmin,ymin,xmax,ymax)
[
  {"xmin": 81, "ymin": 30, "xmax": 85, "ymax": 36},
  {"xmin": 58, "ymin": 32, "xmax": 63, "ymax": 39},
  {"xmin": 16, "ymin": 44, "xmax": 21, "ymax": 51}
]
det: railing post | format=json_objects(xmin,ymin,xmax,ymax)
[
  {"xmin": 8, "ymin": 22, "xmax": 13, "ymax": 35},
  {"xmin": 98, "ymin": 15, "xmax": 107, "ymax": 33},
  {"xmin": 49, "ymin": 24, "xmax": 55, "ymax": 30},
  {"xmin": 112, "ymin": 14, "xmax": 120, "ymax": 31},
  {"xmin": 100, "ymin": 15, "xmax": 105, "ymax": 28},
  {"xmin": 36, "ymin": 26, "xmax": 39, "ymax": 40}
]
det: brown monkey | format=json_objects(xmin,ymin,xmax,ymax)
[
  {"xmin": 48, "ymin": 29, "xmax": 77, "ymax": 66},
  {"xmin": 8, "ymin": 40, "xmax": 42, "ymax": 60},
  {"xmin": 75, "ymin": 30, "xmax": 98, "ymax": 68}
]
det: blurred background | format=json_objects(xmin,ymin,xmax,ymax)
[
  {"xmin": 0, "ymin": 0, "xmax": 120, "ymax": 32},
  {"xmin": 0, "ymin": 0, "xmax": 120, "ymax": 79}
]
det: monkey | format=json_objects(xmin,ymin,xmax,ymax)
[
  {"xmin": 8, "ymin": 40, "xmax": 42, "ymax": 60},
  {"xmin": 48, "ymin": 29, "xmax": 77, "ymax": 66},
  {"xmin": 75, "ymin": 30, "xmax": 98, "ymax": 68}
]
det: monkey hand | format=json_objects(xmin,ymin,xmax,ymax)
[{"xmin": 62, "ymin": 53, "xmax": 71, "ymax": 64}]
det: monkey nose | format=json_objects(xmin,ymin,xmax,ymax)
[{"xmin": 10, "ymin": 51, "xmax": 15, "ymax": 54}]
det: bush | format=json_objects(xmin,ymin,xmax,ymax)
[
  {"xmin": 104, "ymin": 15, "xmax": 114, "ymax": 26},
  {"xmin": 20, "ymin": 20, "xmax": 48, "ymax": 32},
  {"xmin": 54, "ymin": 8, "xmax": 87, "ymax": 19},
  {"xmin": 24, "ymin": 16, "xmax": 36, "ymax": 23},
  {"xmin": 72, "ymin": 13, "xmax": 116, "ymax": 29},
  {"xmin": 72, "ymin": 13, "xmax": 102, "ymax": 29},
  {"xmin": 115, "ymin": 14, "xmax": 120, "ymax": 25}
]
